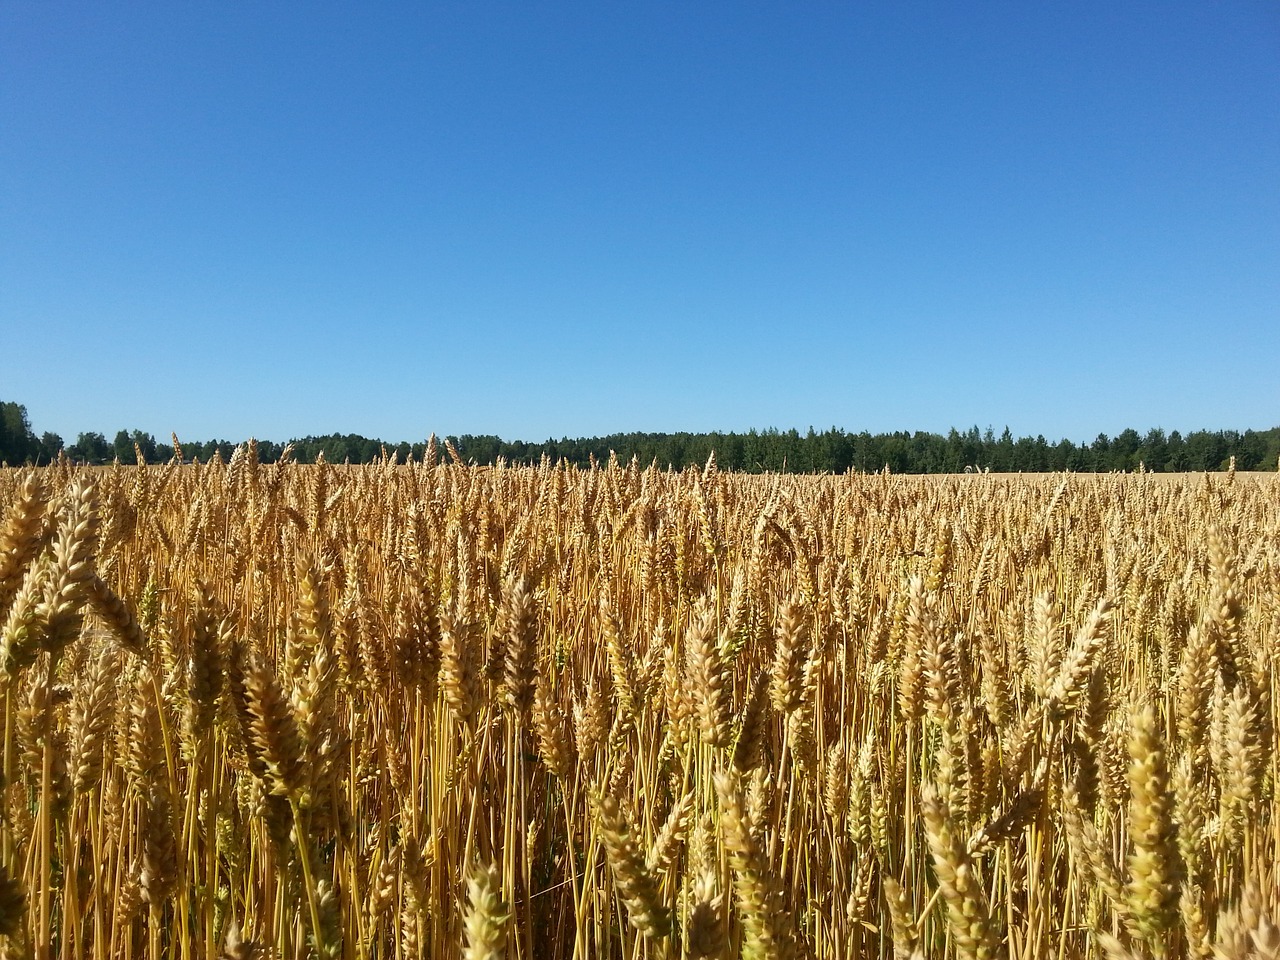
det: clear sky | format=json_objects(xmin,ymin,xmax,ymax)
[{"xmin": 3, "ymin": 1, "xmax": 1278, "ymax": 446}]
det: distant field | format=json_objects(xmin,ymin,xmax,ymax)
[{"xmin": 0, "ymin": 459, "xmax": 1275, "ymax": 959}]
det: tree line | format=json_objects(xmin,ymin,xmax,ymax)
[{"xmin": 2, "ymin": 400, "xmax": 1277, "ymax": 473}]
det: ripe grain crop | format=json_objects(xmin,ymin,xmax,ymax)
[{"xmin": 0, "ymin": 447, "xmax": 1277, "ymax": 959}]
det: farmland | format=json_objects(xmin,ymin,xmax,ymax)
[{"xmin": 0, "ymin": 450, "xmax": 1277, "ymax": 959}]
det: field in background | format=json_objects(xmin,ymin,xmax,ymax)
[{"xmin": 0, "ymin": 452, "xmax": 1277, "ymax": 959}]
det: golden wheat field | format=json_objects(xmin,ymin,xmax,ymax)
[{"xmin": 0, "ymin": 447, "xmax": 1277, "ymax": 960}]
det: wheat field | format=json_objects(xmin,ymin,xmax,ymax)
[{"xmin": 0, "ymin": 446, "xmax": 1277, "ymax": 960}]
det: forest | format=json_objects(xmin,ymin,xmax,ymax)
[{"xmin": 2, "ymin": 399, "xmax": 1277, "ymax": 473}]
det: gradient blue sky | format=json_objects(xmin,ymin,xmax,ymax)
[{"xmin": 3, "ymin": 1, "xmax": 1278, "ymax": 446}]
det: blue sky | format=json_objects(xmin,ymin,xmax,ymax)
[{"xmin": 3, "ymin": 1, "xmax": 1277, "ymax": 446}]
